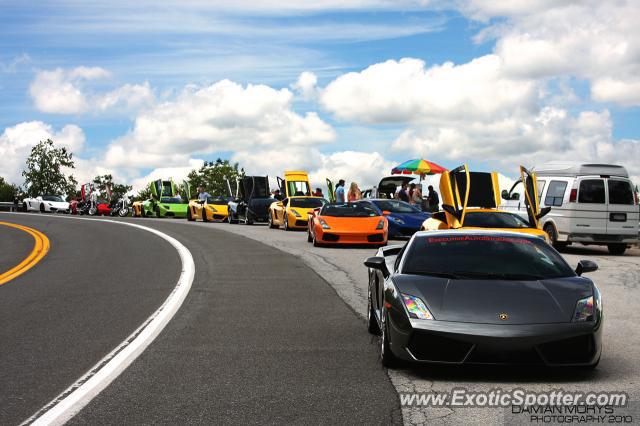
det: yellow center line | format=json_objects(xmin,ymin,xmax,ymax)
[{"xmin": 0, "ymin": 221, "xmax": 50, "ymax": 286}]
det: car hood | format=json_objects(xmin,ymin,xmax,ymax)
[
  {"xmin": 320, "ymin": 215, "xmax": 383, "ymax": 231},
  {"xmin": 388, "ymin": 212, "xmax": 430, "ymax": 227},
  {"xmin": 393, "ymin": 274, "xmax": 593, "ymax": 325}
]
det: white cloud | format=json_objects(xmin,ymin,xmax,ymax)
[
  {"xmin": 104, "ymin": 79, "xmax": 335, "ymax": 171},
  {"xmin": 291, "ymin": 71, "xmax": 319, "ymax": 100},
  {"xmin": 464, "ymin": 0, "xmax": 640, "ymax": 106},
  {"xmin": 29, "ymin": 66, "xmax": 155, "ymax": 114},
  {"xmin": 320, "ymin": 55, "xmax": 537, "ymax": 123},
  {"xmin": 129, "ymin": 159, "xmax": 206, "ymax": 191},
  {"xmin": 0, "ymin": 121, "xmax": 86, "ymax": 185},
  {"xmin": 309, "ymin": 150, "xmax": 395, "ymax": 189}
]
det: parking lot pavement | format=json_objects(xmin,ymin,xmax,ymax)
[{"xmin": 149, "ymin": 219, "xmax": 640, "ymax": 425}]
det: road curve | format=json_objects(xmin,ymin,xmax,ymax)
[
  {"xmin": 0, "ymin": 213, "xmax": 181, "ymax": 425},
  {"xmin": 1, "ymin": 214, "xmax": 401, "ymax": 424}
]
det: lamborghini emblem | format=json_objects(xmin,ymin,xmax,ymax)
[{"xmin": 499, "ymin": 313, "xmax": 508, "ymax": 321}]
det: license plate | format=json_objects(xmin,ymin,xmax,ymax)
[{"xmin": 610, "ymin": 213, "xmax": 627, "ymax": 222}]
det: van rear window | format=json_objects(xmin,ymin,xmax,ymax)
[
  {"xmin": 578, "ymin": 180, "xmax": 605, "ymax": 204},
  {"xmin": 608, "ymin": 180, "xmax": 634, "ymax": 205}
]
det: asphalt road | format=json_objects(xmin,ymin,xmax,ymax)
[
  {"xmin": 171, "ymin": 218, "xmax": 640, "ymax": 425},
  {"xmin": 0, "ymin": 221, "xmax": 34, "ymax": 274},
  {"xmin": 0, "ymin": 213, "xmax": 180, "ymax": 425},
  {"xmin": 0, "ymin": 213, "xmax": 400, "ymax": 425}
]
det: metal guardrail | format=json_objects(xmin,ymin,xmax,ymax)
[{"xmin": 0, "ymin": 201, "xmax": 19, "ymax": 211}]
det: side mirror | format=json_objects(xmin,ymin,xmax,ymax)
[
  {"xmin": 364, "ymin": 256, "xmax": 390, "ymax": 277},
  {"xmin": 511, "ymin": 193, "xmax": 520, "ymax": 200},
  {"xmin": 382, "ymin": 210, "xmax": 391, "ymax": 216},
  {"xmin": 501, "ymin": 190, "xmax": 510, "ymax": 200},
  {"xmin": 576, "ymin": 260, "xmax": 598, "ymax": 276}
]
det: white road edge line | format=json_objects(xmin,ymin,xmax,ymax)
[{"xmin": 13, "ymin": 216, "xmax": 195, "ymax": 426}]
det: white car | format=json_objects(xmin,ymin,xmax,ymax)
[{"xmin": 23, "ymin": 195, "xmax": 70, "ymax": 213}]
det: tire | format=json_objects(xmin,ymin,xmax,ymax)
[
  {"xmin": 544, "ymin": 223, "xmax": 567, "ymax": 250},
  {"xmin": 368, "ymin": 288, "xmax": 381, "ymax": 335},
  {"xmin": 89, "ymin": 207, "xmax": 97, "ymax": 216},
  {"xmin": 23, "ymin": 202, "xmax": 28, "ymax": 213},
  {"xmin": 307, "ymin": 228, "xmax": 313, "ymax": 242},
  {"xmin": 607, "ymin": 243, "xmax": 626, "ymax": 255},
  {"xmin": 155, "ymin": 206, "xmax": 161, "ymax": 218},
  {"xmin": 229, "ymin": 212, "xmax": 238, "ymax": 224},
  {"xmin": 202, "ymin": 208, "xmax": 210, "ymax": 222},
  {"xmin": 245, "ymin": 212, "xmax": 254, "ymax": 225},
  {"xmin": 380, "ymin": 313, "xmax": 400, "ymax": 368},
  {"xmin": 283, "ymin": 215, "xmax": 290, "ymax": 231},
  {"xmin": 312, "ymin": 231, "xmax": 322, "ymax": 247},
  {"xmin": 187, "ymin": 208, "xmax": 195, "ymax": 222},
  {"xmin": 39, "ymin": 203, "xmax": 45, "ymax": 213},
  {"xmin": 119, "ymin": 208, "xmax": 129, "ymax": 217},
  {"xmin": 268, "ymin": 212, "xmax": 277, "ymax": 229}
]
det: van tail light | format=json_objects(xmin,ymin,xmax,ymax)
[{"xmin": 569, "ymin": 188, "xmax": 577, "ymax": 203}]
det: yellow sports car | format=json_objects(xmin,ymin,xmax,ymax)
[
  {"xmin": 268, "ymin": 196, "xmax": 327, "ymax": 230},
  {"xmin": 187, "ymin": 196, "xmax": 231, "ymax": 222},
  {"xmin": 132, "ymin": 200, "xmax": 144, "ymax": 217},
  {"xmin": 421, "ymin": 165, "xmax": 550, "ymax": 241}
]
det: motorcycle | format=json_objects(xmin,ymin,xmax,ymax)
[
  {"xmin": 77, "ymin": 199, "xmax": 98, "ymax": 216},
  {"xmin": 110, "ymin": 196, "xmax": 130, "ymax": 217}
]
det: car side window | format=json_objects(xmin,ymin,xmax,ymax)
[
  {"xmin": 536, "ymin": 180, "xmax": 545, "ymax": 201},
  {"xmin": 578, "ymin": 179, "xmax": 605, "ymax": 204},
  {"xmin": 544, "ymin": 180, "xmax": 567, "ymax": 207}
]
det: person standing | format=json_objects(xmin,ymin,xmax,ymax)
[
  {"xmin": 410, "ymin": 183, "xmax": 422, "ymax": 209},
  {"xmin": 335, "ymin": 179, "xmax": 346, "ymax": 203},
  {"xmin": 347, "ymin": 182, "xmax": 362, "ymax": 202},
  {"xmin": 197, "ymin": 186, "xmax": 211, "ymax": 201},
  {"xmin": 427, "ymin": 185, "xmax": 440, "ymax": 212},
  {"xmin": 313, "ymin": 188, "xmax": 324, "ymax": 197},
  {"xmin": 398, "ymin": 182, "xmax": 410, "ymax": 203}
]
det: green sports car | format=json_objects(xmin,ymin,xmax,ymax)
[{"xmin": 140, "ymin": 179, "xmax": 189, "ymax": 218}]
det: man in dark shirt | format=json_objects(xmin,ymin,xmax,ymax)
[
  {"xmin": 427, "ymin": 185, "xmax": 440, "ymax": 212},
  {"xmin": 398, "ymin": 182, "xmax": 410, "ymax": 203}
]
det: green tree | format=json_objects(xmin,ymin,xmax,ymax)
[
  {"xmin": 92, "ymin": 174, "xmax": 132, "ymax": 201},
  {"xmin": 133, "ymin": 186, "xmax": 152, "ymax": 202},
  {"xmin": 22, "ymin": 139, "xmax": 78, "ymax": 198},
  {"xmin": 0, "ymin": 177, "xmax": 19, "ymax": 202},
  {"xmin": 187, "ymin": 159, "xmax": 244, "ymax": 197}
]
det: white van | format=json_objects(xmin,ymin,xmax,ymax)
[{"xmin": 500, "ymin": 162, "xmax": 639, "ymax": 255}]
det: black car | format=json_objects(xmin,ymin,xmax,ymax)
[
  {"xmin": 227, "ymin": 176, "xmax": 275, "ymax": 225},
  {"xmin": 365, "ymin": 230, "xmax": 602, "ymax": 368}
]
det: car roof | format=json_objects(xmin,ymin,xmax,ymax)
[
  {"xmin": 533, "ymin": 161, "xmax": 629, "ymax": 177},
  {"xmin": 413, "ymin": 229, "xmax": 540, "ymax": 240}
]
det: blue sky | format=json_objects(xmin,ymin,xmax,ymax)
[{"xmin": 1, "ymin": 1, "xmax": 639, "ymax": 188}]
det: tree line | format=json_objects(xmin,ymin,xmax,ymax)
[{"xmin": 0, "ymin": 138, "xmax": 245, "ymax": 202}]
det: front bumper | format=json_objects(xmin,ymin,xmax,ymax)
[
  {"xmin": 388, "ymin": 223, "xmax": 421, "ymax": 238},
  {"xmin": 316, "ymin": 228, "xmax": 387, "ymax": 245},
  {"xmin": 388, "ymin": 316, "xmax": 602, "ymax": 366}
]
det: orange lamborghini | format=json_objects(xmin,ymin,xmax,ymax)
[{"xmin": 307, "ymin": 201, "xmax": 388, "ymax": 247}]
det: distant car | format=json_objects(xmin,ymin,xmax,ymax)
[
  {"xmin": 359, "ymin": 199, "xmax": 430, "ymax": 238},
  {"xmin": 145, "ymin": 196, "xmax": 188, "ymax": 218},
  {"xmin": 22, "ymin": 195, "xmax": 70, "ymax": 213},
  {"xmin": 228, "ymin": 176, "xmax": 274, "ymax": 225},
  {"xmin": 365, "ymin": 230, "xmax": 602, "ymax": 369},
  {"xmin": 269, "ymin": 196, "xmax": 327, "ymax": 230},
  {"xmin": 307, "ymin": 201, "xmax": 388, "ymax": 247},
  {"xmin": 188, "ymin": 196, "xmax": 231, "ymax": 222}
]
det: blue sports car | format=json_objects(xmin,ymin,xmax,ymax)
[{"xmin": 359, "ymin": 199, "xmax": 431, "ymax": 238}]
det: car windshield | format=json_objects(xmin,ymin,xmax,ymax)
[
  {"xmin": 290, "ymin": 198, "xmax": 327, "ymax": 208},
  {"xmin": 463, "ymin": 211, "xmax": 531, "ymax": 228},
  {"xmin": 321, "ymin": 203, "xmax": 378, "ymax": 217},
  {"xmin": 403, "ymin": 234, "xmax": 575, "ymax": 280},
  {"xmin": 372, "ymin": 200, "xmax": 420, "ymax": 213},
  {"xmin": 161, "ymin": 197, "xmax": 184, "ymax": 204},
  {"xmin": 43, "ymin": 195, "xmax": 64, "ymax": 202},
  {"xmin": 206, "ymin": 196, "xmax": 231, "ymax": 205}
]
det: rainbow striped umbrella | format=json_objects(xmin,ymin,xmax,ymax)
[{"xmin": 391, "ymin": 159, "xmax": 447, "ymax": 176}]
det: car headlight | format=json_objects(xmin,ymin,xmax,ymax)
[
  {"xmin": 573, "ymin": 296, "xmax": 594, "ymax": 322},
  {"xmin": 319, "ymin": 218, "xmax": 330, "ymax": 229},
  {"xmin": 401, "ymin": 293, "xmax": 434, "ymax": 320},
  {"xmin": 388, "ymin": 216, "xmax": 405, "ymax": 225},
  {"xmin": 376, "ymin": 219, "xmax": 385, "ymax": 230},
  {"xmin": 291, "ymin": 209, "xmax": 301, "ymax": 217}
]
